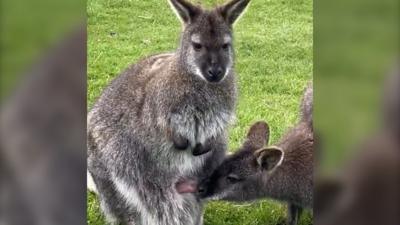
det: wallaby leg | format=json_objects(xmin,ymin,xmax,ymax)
[
  {"xmin": 93, "ymin": 175, "xmax": 119, "ymax": 225},
  {"xmin": 91, "ymin": 172, "xmax": 141, "ymax": 225},
  {"xmin": 287, "ymin": 203, "xmax": 303, "ymax": 225},
  {"xmin": 196, "ymin": 214, "xmax": 204, "ymax": 225}
]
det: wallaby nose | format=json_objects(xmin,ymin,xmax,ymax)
[
  {"xmin": 197, "ymin": 179, "xmax": 209, "ymax": 196},
  {"xmin": 207, "ymin": 66, "xmax": 223, "ymax": 82}
]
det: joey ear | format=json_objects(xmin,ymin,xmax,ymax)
[
  {"xmin": 254, "ymin": 147, "xmax": 283, "ymax": 171},
  {"xmin": 243, "ymin": 121, "xmax": 270, "ymax": 149},
  {"xmin": 169, "ymin": 0, "xmax": 201, "ymax": 24},
  {"xmin": 218, "ymin": 0, "xmax": 251, "ymax": 25}
]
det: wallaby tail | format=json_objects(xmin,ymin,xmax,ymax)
[{"xmin": 300, "ymin": 82, "xmax": 313, "ymax": 128}]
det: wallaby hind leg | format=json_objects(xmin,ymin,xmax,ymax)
[
  {"xmin": 287, "ymin": 203, "xmax": 303, "ymax": 225},
  {"xmin": 90, "ymin": 172, "xmax": 140, "ymax": 225},
  {"xmin": 93, "ymin": 175, "xmax": 119, "ymax": 225}
]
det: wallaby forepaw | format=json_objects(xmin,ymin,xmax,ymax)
[
  {"xmin": 192, "ymin": 143, "xmax": 211, "ymax": 156},
  {"xmin": 173, "ymin": 135, "xmax": 190, "ymax": 150}
]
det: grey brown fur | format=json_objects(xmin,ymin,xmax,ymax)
[
  {"xmin": 199, "ymin": 84, "xmax": 313, "ymax": 225},
  {"xmin": 87, "ymin": 0, "xmax": 251, "ymax": 224}
]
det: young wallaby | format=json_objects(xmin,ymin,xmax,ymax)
[
  {"xmin": 198, "ymin": 84, "xmax": 313, "ymax": 225},
  {"xmin": 87, "ymin": 0, "xmax": 251, "ymax": 224}
]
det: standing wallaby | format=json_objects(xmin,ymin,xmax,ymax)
[
  {"xmin": 87, "ymin": 0, "xmax": 251, "ymax": 224},
  {"xmin": 198, "ymin": 84, "xmax": 313, "ymax": 225}
]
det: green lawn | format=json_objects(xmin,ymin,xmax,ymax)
[{"xmin": 87, "ymin": 0, "xmax": 312, "ymax": 224}]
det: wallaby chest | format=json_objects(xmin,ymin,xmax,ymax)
[{"xmin": 139, "ymin": 53, "xmax": 237, "ymax": 145}]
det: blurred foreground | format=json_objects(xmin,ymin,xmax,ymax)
[
  {"xmin": 315, "ymin": 0, "xmax": 399, "ymax": 224},
  {"xmin": 0, "ymin": 0, "xmax": 86, "ymax": 224},
  {"xmin": 315, "ymin": 67, "xmax": 400, "ymax": 225}
]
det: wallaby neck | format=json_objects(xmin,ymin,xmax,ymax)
[
  {"xmin": 262, "ymin": 153, "xmax": 305, "ymax": 205},
  {"xmin": 262, "ymin": 161, "xmax": 289, "ymax": 198},
  {"xmin": 175, "ymin": 50, "xmax": 194, "ymax": 78}
]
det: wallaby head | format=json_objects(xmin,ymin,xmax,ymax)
[
  {"xmin": 169, "ymin": 0, "xmax": 250, "ymax": 83},
  {"xmin": 197, "ymin": 121, "xmax": 283, "ymax": 201}
]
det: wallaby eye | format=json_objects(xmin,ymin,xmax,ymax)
[
  {"xmin": 192, "ymin": 42, "xmax": 202, "ymax": 51},
  {"xmin": 222, "ymin": 43, "xmax": 230, "ymax": 50},
  {"xmin": 226, "ymin": 174, "xmax": 241, "ymax": 183}
]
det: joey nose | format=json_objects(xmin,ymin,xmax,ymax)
[
  {"xmin": 197, "ymin": 179, "xmax": 210, "ymax": 198},
  {"xmin": 197, "ymin": 185, "xmax": 205, "ymax": 194}
]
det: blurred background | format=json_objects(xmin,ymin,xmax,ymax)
[{"xmin": 0, "ymin": 0, "xmax": 398, "ymax": 224}]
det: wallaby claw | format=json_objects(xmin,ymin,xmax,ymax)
[
  {"xmin": 192, "ymin": 143, "xmax": 211, "ymax": 156},
  {"xmin": 173, "ymin": 135, "xmax": 190, "ymax": 150}
]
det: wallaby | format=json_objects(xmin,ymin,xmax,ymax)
[
  {"xmin": 315, "ymin": 68, "xmax": 400, "ymax": 225},
  {"xmin": 87, "ymin": 0, "xmax": 251, "ymax": 224},
  {"xmin": 0, "ymin": 28, "xmax": 86, "ymax": 225},
  {"xmin": 198, "ymin": 84, "xmax": 313, "ymax": 225}
]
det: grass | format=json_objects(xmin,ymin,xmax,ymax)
[{"xmin": 87, "ymin": 0, "xmax": 312, "ymax": 224}]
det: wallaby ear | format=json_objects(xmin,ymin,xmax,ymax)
[
  {"xmin": 300, "ymin": 82, "xmax": 313, "ymax": 128},
  {"xmin": 169, "ymin": 0, "xmax": 201, "ymax": 24},
  {"xmin": 218, "ymin": 0, "xmax": 251, "ymax": 25},
  {"xmin": 243, "ymin": 121, "xmax": 270, "ymax": 149},
  {"xmin": 254, "ymin": 147, "xmax": 284, "ymax": 171}
]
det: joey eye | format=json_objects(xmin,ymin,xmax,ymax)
[
  {"xmin": 226, "ymin": 174, "xmax": 242, "ymax": 183},
  {"xmin": 192, "ymin": 43, "xmax": 202, "ymax": 51},
  {"xmin": 222, "ymin": 43, "xmax": 230, "ymax": 50}
]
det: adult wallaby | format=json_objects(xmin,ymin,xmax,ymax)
[
  {"xmin": 198, "ymin": 84, "xmax": 313, "ymax": 225},
  {"xmin": 87, "ymin": 0, "xmax": 251, "ymax": 224}
]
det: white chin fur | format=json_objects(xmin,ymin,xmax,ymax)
[
  {"xmin": 193, "ymin": 68, "xmax": 230, "ymax": 83},
  {"xmin": 87, "ymin": 170, "xmax": 98, "ymax": 194},
  {"xmin": 194, "ymin": 67, "xmax": 208, "ymax": 82}
]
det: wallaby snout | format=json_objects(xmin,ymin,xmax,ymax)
[{"xmin": 206, "ymin": 65, "xmax": 224, "ymax": 82}]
